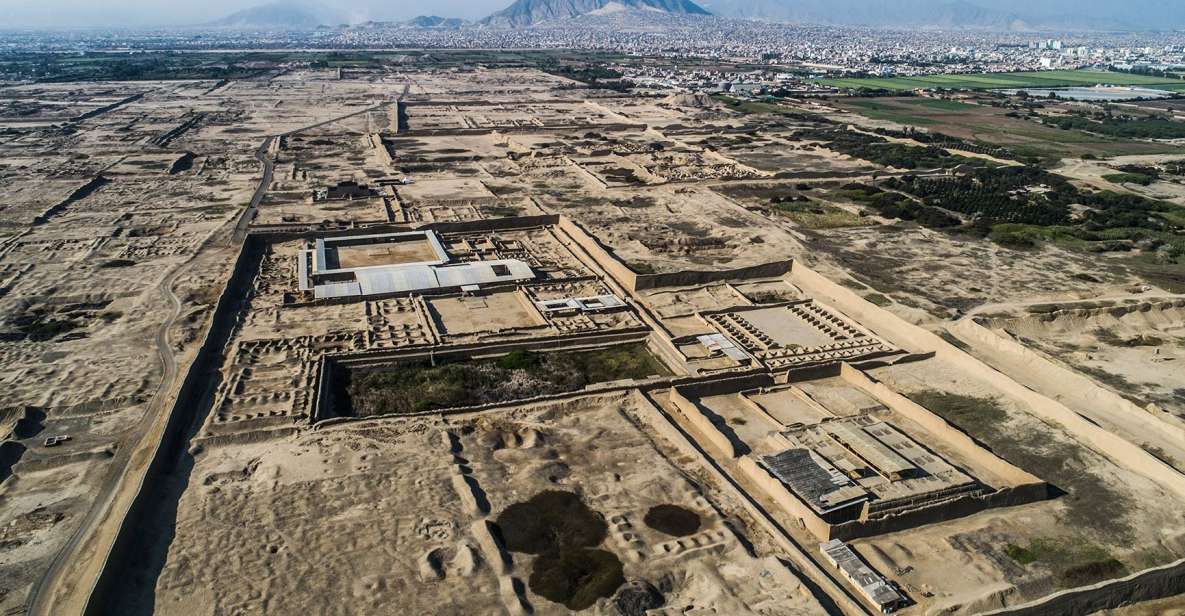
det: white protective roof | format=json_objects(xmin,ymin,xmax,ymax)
[
  {"xmin": 698, "ymin": 333, "xmax": 751, "ymax": 361},
  {"xmin": 355, "ymin": 264, "xmax": 438, "ymax": 296},
  {"xmin": 314, "ymin": 281, "xmax": 362, "ymax": 299},
  {"xmin": 315, "ymin": 259, "xmax": 534, "ymax": 299}
]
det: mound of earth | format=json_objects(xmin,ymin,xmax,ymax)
[{"xmin": 662, "ymin": 92, "xmax": 720, "ymax": 108}]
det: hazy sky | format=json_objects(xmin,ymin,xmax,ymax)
[
  {"xmin": 0, "ymin": 0, "xmax": 511, "ymax": 27},
  {"xmin": 3, "ymin": 0, "xmax": 1184, "ymax": 29}
]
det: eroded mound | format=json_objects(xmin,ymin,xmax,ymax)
[
  {"xmin": 662, "ymin": 92, "xmax": 719, "ymax": 108},
  {"xmin": 643, "ymin": 504, "xmax": 701, "ymax": 537}
]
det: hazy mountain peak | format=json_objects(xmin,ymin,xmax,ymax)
[
  {"xmin": 208, "ymin": 2, "xmax": 341, "ymax": 29},
  {"xmin": 481, "ymin": 0, "xmax": 710, "ymax": 28},
  {"xmin": 403, "ymin": 15, "xmax": 469, "ymax": 28}
]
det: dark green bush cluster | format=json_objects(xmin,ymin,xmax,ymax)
[
  {"xmin": 346, "ymin": 345, "xmax": 669, "ymax": 416},
  {"xmin": 839, "ymin": 183, "xmax": 960, "ymax": 228},
  {"xmin": 794, "ymin": 128, "xmax": 983, "ymax": 170},
  {"xmin": 1049, "ymin": 114, "xmax": 1185, "ymax": 139},
  {"xmin": 497, "ymin": 491, "xmax": 624, "ymax": 611}
]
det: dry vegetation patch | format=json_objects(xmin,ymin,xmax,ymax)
[{"xmin": 345, "ymin": 345, "xmax": 670, "ymax": 416}]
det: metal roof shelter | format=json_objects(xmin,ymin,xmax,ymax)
[
  {"xmin": 697, "ymin": 333, "xmax": 751, "ymax": 362},
  {"xmin": 535, "ymin": 294, "xmax": 628, "ymax": 314},
  {"xmin": 297, "ymin": 250, "xmax": 311, "ymax": 291},
  {"xmin": 301, "ymin": 230, "xmax": 535, "ymax": 300},
  {"xmin": 820, "ymin": 539, "xmax": 904, "ymax": 613},
  {"xmin": 315, "ymin": 281, "xmax": 362, "ymax": 299},
  {"xmin": 762, "ymin": 448, "xmax": 869, "ymax": 514},
  {"xmin": 824, "ymin": 422, "xmax": 916, "ymax": 481},
  {"xmin": 312, "ymin": 230, "xmax": 449, "ymax": 276}
]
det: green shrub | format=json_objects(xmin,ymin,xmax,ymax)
[
  {"xmin": 496, "ymin": 349, "xmax": 542, "ymax": 370},
  {"xmin": 990, "ymin": 225, "xmax": 1044, "ymax": 248}
]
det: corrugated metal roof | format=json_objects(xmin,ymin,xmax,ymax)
[
  {"xmin": 535, "ymin": 294, "xmax": 627, "ymax": 313},
  {"xmin": 323, "ymin": 259, "xmax": 536, "ymax": 298},
  {"xmin": 314, "ymin": 281, "xmax": 362, "ymax": 299},
  {"xmin": 436, "ymin": 259, "xmax": 533, "ymax": 288},
  {"xmin": 355, "ymin": 265, "xmax": 437, "ymax": 296},
  {"xmin": 303, "ymin": 227, "xmax": 534, "ymax": 298},
  {"xmin": 826, "ymin": 422, "xmax": 915, "ymax": 479},
  {"xmin": 313, "ymin": 231, "xmax": 450, "ymax": 276},
  {"xmin": 820, "ymin": 539, "xmax": 904, "ymax": 610},
  {"xmin": 575, "ymin": 294, "xmax": 626, "ymax": 311},
  {"xmin": 762, "ymin": 448, "xmax": 868, "ymax": 514},
  {"xmin": 314, "ymin": 239, "xmax": 328, "ymax": 273},
  {"xmin": 698, "ymin": 333, "xmax": 751, "ymax": 361}
]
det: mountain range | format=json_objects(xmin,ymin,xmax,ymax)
[
  {"xmin": 480, "ymin": 0, "xmax": 710, "ymax": 28},
  {"xmin": 698, "ymin": 0, "xmax": 1185, "ymax": 31},
  {"xmin": 206, "ymin": 0, "xmax": 1185, "ymax": 31},
  {"xmin": 403, "ymin": 15, "xmax": 469, "ymax": 28}
]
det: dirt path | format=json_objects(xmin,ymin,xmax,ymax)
[
  {"xmin": 23, "ymin": 91, "xmax": 409, "ymax": 616},
  {"xmin": 25, "ymin": 202, "xmax": 219, "ymax": 616}
]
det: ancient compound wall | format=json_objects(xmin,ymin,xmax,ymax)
[
  {"xmin": 665, "ymin": 364, "xmax": 1047, "ymax": 542},
  {"xmin": 85, "ymin": 238, "xmax": 265, "ymax": 615},
  {"xmin": 947, "ymin": 317, "xmax": 1185, "ymax": 451},
  {"xmin": 982, "ymin": 556, "xmax": 1185, "ymax": 616},
  {"xmin": 786, "ymin": 261, "xmax": 1185, "ymax": 501},
  {"xmin": 555, "ymin": 215, "xmax": 793, "ymax": 293}
]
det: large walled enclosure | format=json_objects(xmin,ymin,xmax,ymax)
[
  {"xmin": 664, "ymin": 366, "xmax": 1047, "ymax": 541},
  {"xmin": 10, "ymin": 65, "xmax": 1185, "ymax": 616}
]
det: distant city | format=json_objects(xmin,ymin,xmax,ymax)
[{"xmin": 2, "ymin": 18, "xmax": 1184, "ymax": 91}]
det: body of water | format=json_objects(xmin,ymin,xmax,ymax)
[{"xmin": 994, "ymin": 86, "xmax": 1177, "ymax": 101}]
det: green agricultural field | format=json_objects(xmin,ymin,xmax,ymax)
[
  {"xmin": 833, "ymin": 97, "xmax": 1184, "ymax": 161},
  {"xmin": 842, "ymin": 98, "xmax": 977, "ymax": 124},
  {"xmin": 818, "ymin": 69, "xmax": 1185, "ymax": 92}
]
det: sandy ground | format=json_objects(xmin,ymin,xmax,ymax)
[
  {"xmin": 154, "ymin": 392, "xmax": 826, "ymax": 615},
  {"xmin": 801, "ymin": 224, "xmax": 1141, "ymax": 320},
  {"xmin": 979, "ymin": 300, "xmax": 1185, "ymax": 417},
  {"xmin": 854, "ymin": 358, "xmax": 1185, "ymax": 613},
  {"xmin": 13, "ymin": 64, "xmax": 1185, "ymax": 616}
]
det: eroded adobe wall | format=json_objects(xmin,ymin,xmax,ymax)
[
  {"xmin": 555, "ymin": 215, "xmax": 639, "ymax": 291},
  {"xmin": 982, "ymin": 557, "xmax": 1185, "ymax": 616},
  {"xmin": 948, "ymin": 317, "xmax": 1185, "ymax": 446},
  {"xmin": 828, "ymin": 483, "xmax": 1050, "ymax": 542},
  {"xmin": 85, "ymin": 238, "xmax": 266, "ymax": 614},
  {"xmin": 787, "ymin": 262, "xmax": 1185, "ymax": 500},
  {"xmin": 838, "ymin": 363, "xmax": 1044, "ymax": 487},
  {"xmin": 633, "ymin": 260, "xmax": 794, "ymax": 291}
]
